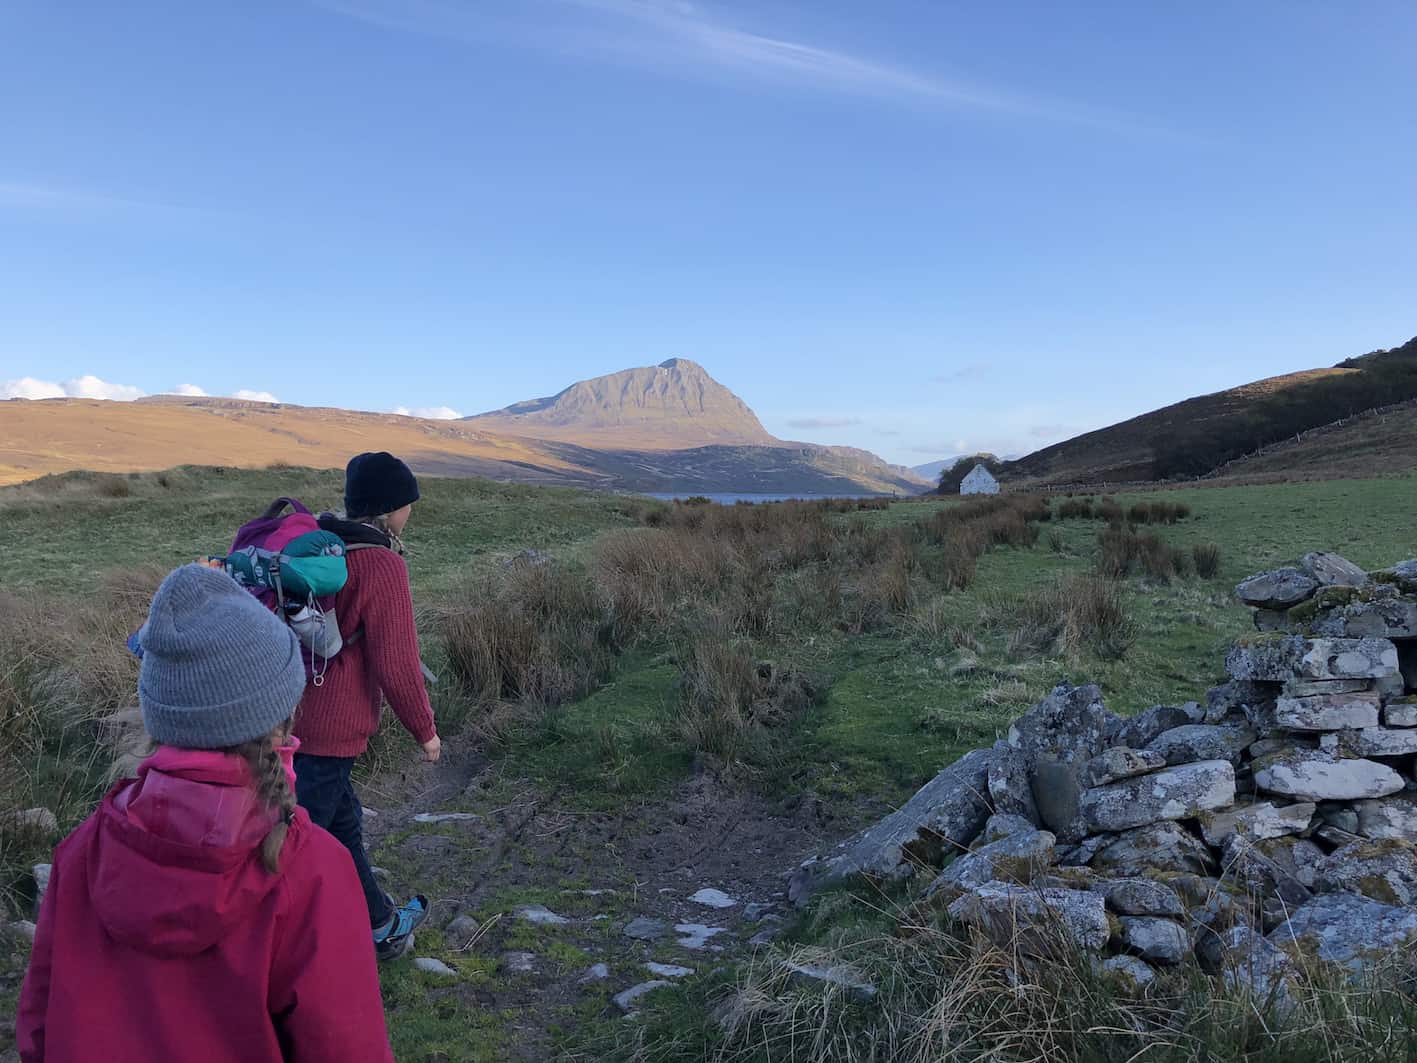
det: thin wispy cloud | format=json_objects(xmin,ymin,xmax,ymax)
[
  {"xmin": 0, "ymin": 180, "xmax": 214, "ymax": 221},
  {"xmin": 931, "ymin": 362, "xmax": 990, "ymax": 384},
  {"xmin": 786, "ymin": 415, "xmax": 860, "ymax": 430},
  {"xmin": 314, "ymin": 0, "xmax": 1156, "ymax": 132}
]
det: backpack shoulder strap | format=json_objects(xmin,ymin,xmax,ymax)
[{"xmin": 259, "ymin": 496, "xmax": 312, "ymax": 520}]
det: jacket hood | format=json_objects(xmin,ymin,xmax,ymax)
[
  {"xmin": 89, "ymin": 743, "xmax": 298, "ymax": 957},
  {"xmin": 318, "ymin": 515, "xmax": 395, "ymax": 551}
]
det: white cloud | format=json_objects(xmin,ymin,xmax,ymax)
[
  {"xmin": 393, "ymin": 405, "xmax": 463, "ymax": 420},
  {"xmin": 232, "ymin": 389, "xmax": 281, "ymax": 404},
  {"xmin": 169, "ymin": 383, "xmax": 208, "ymax": 396},
  {"xmin": 1, "ymin": 375, "xmax": 145, "ymax": 401}
]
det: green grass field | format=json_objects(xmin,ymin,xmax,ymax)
[{"xmin": 5, "ymin": 468, "xmax": 1417, "ymax": 1060}]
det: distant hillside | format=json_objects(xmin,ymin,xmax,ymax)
[
  {"xmin": 1001, "ymin": 335, "xmax": 1417, "ymax": 486},
  {"xmin": 467, "ymin": 358, "xmax": 774, "ymax": 450},
  {"xmin": 1204, "ymin": 397, "xmax": 1417, "ymax": 483},
  {"xmin": 911, "ymin": 457, "xmax": 962, "ymax": 482},
  {"xmin": 0, "ymin": 391, "xmax": 924, "ymax": 494}
]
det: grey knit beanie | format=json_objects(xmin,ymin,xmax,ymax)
[{"xmin": 139, "ymin": 564, "xmax": 307, "ymax": 749}]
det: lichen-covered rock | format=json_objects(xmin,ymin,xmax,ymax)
[
  {"xmin": 1283, "ymin": 677, "xmax": 1372, "ymax": 698},
  {"xmin": 788, "ymin": 748, "xmax": 994, "ymax": 904},
  {"xmin": 1272, "ymin": 692, "xmax": 1380, "ymax": 732},
  {"xmin": 1356, "ymin": 797, "xmax": 1417, "ymax": 841},
  {"xmin": 982, "ymin": 812, "xmax": 1037, "ymax": 844},
  {"xmin": 1146, "ymin": 724, "xmax": 1257, "ymax": 766},
  {"xmin": 924, "ymin": 829, "xmax": 1056, "ymax": 896},
  {"xmin": 1111, "ymin": 704, "xmax": 1201, "ymax": 749},
  {"xmin": 1197, "ymin": 800, "xmax": 1315, "ymax": 848},
  {"xmin": 1327, "ymin": 600, "xmax": 1417, "ymax": 640},
  {"xmin": 1384, "ymin": 700, "xmax": 1417, "ymax": 728},
  {"xmin": 1345, "ymin": 727, "xmax": 1417, "ymax": 758},
  {"xmin": 1097, "ymin": 954, "xmax": 1157, "ymax": 992},
  {"xmin": 1313, "ymin": 839, "xmax": 1417, "ymax": 905},
  {"xmin": 987, "ymin": 740, "xmax": 1040, "ymax": 825},
  {"xmin": 1299, "ymin": 551, "xmax": 1369, "ymax": 588},
  {"xmin": 1091, "ymin": 822, "xmax": 1216, "ymax": 877},
  {"xmin": 1055, "ymin": 833, "xmax": 1114, "ymax": 867},
  {"xmin": 1095, "ymin": 878, "xmax": 1185, "ymax": 918},
  {"xmin": 1007, "ymin": 685, "xmax": 1118, "ymax": 842},
  {"xmin": 1224, "ymin": 836, "xmax": 1319, "ymax": 912},
  {"xmin": 1205, "ymin": 681, "xmax": 1275, "ymax": 725},
  {"xmin": 947, "ymin": 883, "xmax": 1110, "ymax": 952},
  {"xmin": 1236, "ymin": 569, "xmax": 1320, "ymax": 609},
  {"xmin": 1199, "ymin": 925, "xmax": 1295, "ymax": 1006},
  {"xmin": 1252, "ymin": 750, "xmax": 1404, "ymax": 802},
  {"xmin": 1270, "ymin": 891, "xmax": 1417, "ymax": 972},
  {"xmin": 1300, "ymin": 638, "xmax": 1400, "ymax": 680},
  {"xmin": 1080, "ymin": 760, "xmax": 1235, "ymax": 833},
  {"xmin": 1085, "ymin": 747, "xmax": 1166, "ymax": 787},
  {"xmin": 1118, "ymin": 916, "xmax": 1189, "ymax": 966},
  {"xmin": 1226, "ymin": 636, "xmax": 1399, "ymax": 682}
]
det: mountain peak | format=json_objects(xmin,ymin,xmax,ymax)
[{"xmin": 466, "ymin": 359, "xmax": 774, "ymax": 450}]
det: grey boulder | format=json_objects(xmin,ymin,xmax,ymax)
[
  {"xmin": 1313, "ymin": 840, "xmax": 1417, "ymax": 905},
  {"xmin": 1093, "ymin": 878, "xmax": 1185, "ymax": 918},
  {"xmin": 1356, "ymin": 797, "xmax": 1417, "ymax": 842},
  {"xmin": 1272, "ymin": 692, "xmax": 1380, "ymax": 732},
  {"xmin": 1085, "ymin": 747, "xmax": 1166, "ymax": 787},
  {"xmin": 1199, "ymin": 925, "xmax": 1295, "ymax": 1006},
  {"xmin": 1299, "ymin": 552, "xmax": 1369, "ymax": 588},
  {"xmin": 1091, "ymin": 822, "xmax": 1216, "ymax": 877},
  {"xmin": 788, "ymin": 748, "xmax": 994, "ymax": 904},
  {"xmin": 1097, "ymin": 954, "xmax": 1157, "ymax": 992},
  {"xmin": 1197, "ymin": 801, "xmax": 1315, "ymax": 848},
  {"xmin": 1270, "ymin": 891, "xmax": 1417, "ymax": 972},
  {"xmin": 1118, "ymin": 916, "xmax": 1189, "ymax": 966},
  {"xmin": 982, "ymin": 813, "xmax": 1037, "ymax": 844},
  {"xmin": 1345, "ymin": 727, "xmax": 1417, "ymax": 758},
  {"xmin": 1236, "ymin": 569, "xmax": 1319, "ymax": 609},
  {"xmin": 948, "ymin": 883, "xmax": 1110, "ymax": 952},
  {"xmin": 1112, "ymin": 704, "xmax": 1202, "ymax": 749},
  {"xmin": 1146, "ymin": 724, "xmax": 1256, "ymax": 766},
  {"xmin": 1080, "ymin": 760, "xmax": 1235, "ymax": 834},
  {"xmin": 1253, "ymin": 750, "xmax": 1404, "ymax": 802},
  {"xmin": 925, "ymin": 829, "xmax": 1056, "ymax": 896},
  {"xmin": 1385, "ymin": 700, "xmax": 1417, "ymax": 728}
]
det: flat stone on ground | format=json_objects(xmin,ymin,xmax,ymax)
[
  {"xmin": 623, "ymin": 917, "xmax": 670, "ymax": 941},
  {"xmin": 675, "ymin": 924, "xmax": 727, "ymax": 949},
  {"xmin": 646, "ymin": 962, "xmax": 695, "ymax": 978},
  {"xmin": 614, "ymin": 981, "xmax": 672, "ymax": 1013},
  {"xmin": 413, "ymin": 957, "xmax": 457, "ymax": 977},
  {"xmin": 501, "ymin": 951, "xmax": 537, "ymax": 974},
  {"xmin": 517, "ymin": 905, "xmax": 570, "ymax": 926},
  {"xmin": 411, "ymin": 812, "xmax": 480, "ymax": 824},
  {"xmin": 579, "ymin": 963, "xmax": 610, "ymax": 983},
  {"xmin": 688, "ymin": 888, "xmax": 737, "ymax": 909}
]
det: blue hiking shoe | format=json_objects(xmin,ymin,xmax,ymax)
[{"xmin": 374, "ymin": 894, "xmax": 429, "ymax": 962}]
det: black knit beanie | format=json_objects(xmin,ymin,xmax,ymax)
[{"xmin": 344, "ymin": 452, "xmax": 420, "ymax": 518}]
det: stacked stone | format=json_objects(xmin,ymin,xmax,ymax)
[{"xmin": 789, "ymin": 551, "xmax": 1417, "ymax": 997}]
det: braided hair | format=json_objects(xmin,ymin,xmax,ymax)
[{"xmin": 229, "ymin": 721, "xmax": 298, "ymax": 874}]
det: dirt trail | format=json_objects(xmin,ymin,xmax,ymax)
[{"xmin": 359, "ymin": 746, "xmax": 835, "ymax": 1060}]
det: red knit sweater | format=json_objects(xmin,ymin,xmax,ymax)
[{"xmin": 293, "ymin": 549, "xmax": 436, "ymax": 758}]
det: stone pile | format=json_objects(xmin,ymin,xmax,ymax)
[{"xmin": 789, "ymin": 550, "xmax": 1417, "ymax": 997}]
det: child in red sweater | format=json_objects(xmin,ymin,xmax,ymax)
[
  {"xmin": 296, "ymin": 452, "xmax": 442, "ymax": 961},
  {"xmin": 17, "ymin": 564, "xmax": 393, "ymax": 1062}
]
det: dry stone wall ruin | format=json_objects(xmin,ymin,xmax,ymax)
[{"xmin": 789, "ymin": 550, "xmax": 1417, "ymax": 999}]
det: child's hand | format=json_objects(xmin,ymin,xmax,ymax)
[{"xmin": 420, "ymin": 735, "xmax": 442, "ymax": 763}]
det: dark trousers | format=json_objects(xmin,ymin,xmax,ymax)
[{"xmin": 293, "ymin": 753, "xmax": 393, "ymax": 929}]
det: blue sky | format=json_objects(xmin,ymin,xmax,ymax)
[{"xmin": 1, "ymin": 1, "xmax": 1414, "ymax": 466}]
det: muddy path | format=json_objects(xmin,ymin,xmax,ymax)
[{"xmin": 357, "ymin": 745, "xmax": 841, "ymax": 1060}]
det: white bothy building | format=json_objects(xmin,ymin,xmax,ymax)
[{"xmin": 959, "ymin": 464, "xmax": 1000, "ymax": 495}]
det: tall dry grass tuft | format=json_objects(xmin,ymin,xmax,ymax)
[
  {"xmin": 440, "ymin": 557, "xmax": 616, "ymax": 712},
  {"xmin": 994, "ymin": 573, "xmax": 1138, "ymax": 661},
  {"xmin": 673, "ymin": 619, "xmax": 817, "ymax": 772},
  {"xmin": 694, "ymin": 907, "xmax": 1417, "ymax": 1063},
  {"xmin": 1193, "ymin": 542, "xmax": 1223, "ymax": 579}
]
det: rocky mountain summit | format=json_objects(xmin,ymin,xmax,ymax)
[
  {"xmin": 789, "ymin": 548, "xmax": 1417, "ymax": 1000},
  {"xmin": 466, "ymin": 358, "xmax": 775, "ymax": 449}
]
